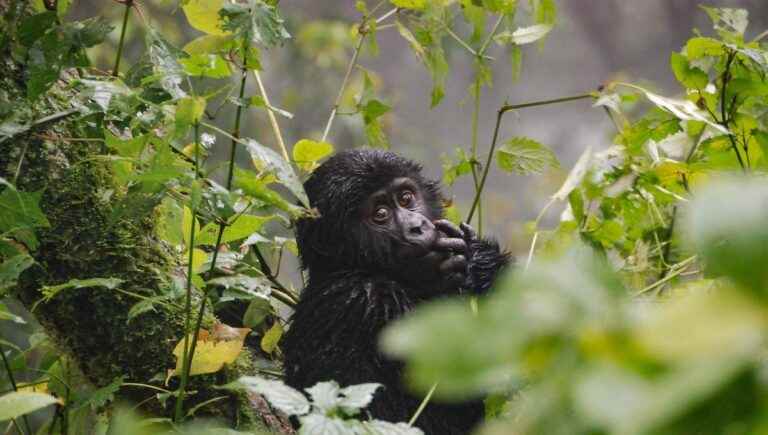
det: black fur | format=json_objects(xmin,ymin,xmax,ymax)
[{"xmin": 283, "ymin": 149, "xmax": 510, "ymax": 434}]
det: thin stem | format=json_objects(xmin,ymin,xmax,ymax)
[
  {"xmin": 719, "ymin": 51, "xmax": 746, "ymax": 172},
  {"xmin": 252, "ymin": 247, "xmax": 299, "ymax": 305},
  {"xmin": 113, "ymin": 0, "xmax": 133, "ymax": 77},
  {"xmin": 466, "ymin": 93, "xmax": 594, "ymax": 223},
  {"xmin": 752, "ymin": 29, "xmax": 768, "ymax": 43},
  {"xmin": 12, "ymin": 141, "xmax": 29, "ymax": 185},
  {"xmin": 321, "ymin": 29, "xmax": 366, "ymax": 142},
  {"xmin": 375, "ymin": 7, "xmax": 398, "ymax": 24},
  {"xmin": 181, "ymin": 37, "xmax": 254, "ymax": 415},
  {"xmin": 173, "ymin": 123, "xmax": 201, "ymax": 423},
  {"xmin": 409, "ymin": 382, "xmax": 438, "ymax": 426},
  {"xmin": 634, "ymin": 255, "xmax": 697, "ymax": 296},
  {"xmin": 469, "ymin": 74, "xmax": 483, "ymax": 234},
  {"xmin": 445, "ymin": 26, "xmax": 479, "ymax": 57},
  {"xmin": 478, "ymin": 15, "xmax": 504, "ymax": 55},
  {"xmin": 253, "ymin": 70, "xmax": 290, "ymax": 161},
  {"xmin": 1, "ymin": 347, "xmax": 32, "ymax": 435}
]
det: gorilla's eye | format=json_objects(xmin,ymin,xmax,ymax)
[
  {"xmin": 398, "ymin": 190, "xmax": 415, "ymax": 207},
  {"xmin": 373, "ymin": 207, "xmax": 390, "ymax": 223}
]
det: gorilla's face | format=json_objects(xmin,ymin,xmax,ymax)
[{"xmin": 360, "ymin": 177, "xmax": 441, "ymax": 260}]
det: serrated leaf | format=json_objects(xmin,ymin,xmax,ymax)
[
  {"xmin": 245, "ymin": 139, "xmax": 309, "ymax": 205},
  {"xmin": 634, "ymin": 86, "xmax": 729, "ymax": 135},
  {"xmin": 306, "ymin": 381, "xmax": 341, "ymax": 412},
  {"xmin": 220, "ymin": 0, "xmax": 291, "ymax": 47},
  {"xmin": 236, "ymin": 376, "xmax": 310, "ymax": 416},
  {"xmin": 339, "ymin": 383, "xmax": 381, "ymax": 411},
  {"xmin": 0, "ymin": 392, "xmax": 61, "ymax": 421},
  {"xmin": 496, "ymin": 137, "xmax": 559, "ymax": 175},
  {"xmin": 495, "ymin": 24, "xmax": 552, "ymax": 45}
]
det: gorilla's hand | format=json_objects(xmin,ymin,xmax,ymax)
[{"xmin": 432, "ymin": 220, "xmax": 475, "ymax": 292}]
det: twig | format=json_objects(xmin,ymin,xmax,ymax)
[
  {"xmin": 174, "ymin": 122, "xmax": 202, "ymax": 423},
  {"xmin": 409, "ymin": 382, "xmax": 438, "ymax": 426},
  {"xmin": 253, "ymin": 70, "xmax": 290, "ymax": 161},
  {"xmin": 113, "ymin": 0, "xmax": 133, "ymax": 76},
  {"xmin": 321, "ymin": 34, "xmax": 365, "ymax": 142},
  {"xmin": 466, "ymin": 93, "xmax": 594, "ymax": 222},
  {"xmin": 719, "ymin": 51, "xmax": 746, "ymax": 172},
  {"xmin": 634, "ymin": 255, "xmax": 697, "ymax": 296},
  {"xmin": 1, "ymin": 347, "xmax": 32, "ymax": 435}
]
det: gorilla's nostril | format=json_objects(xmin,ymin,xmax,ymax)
[{"xmin": 410, "ymin": 225, "xmax": 423, "ymax": 235}]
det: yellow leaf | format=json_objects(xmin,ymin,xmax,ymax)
[
  {"xmin": 261, "ymin": 322, "xmax": 283, "ymax": 354},
  {"xmin": 172, "ymin": 326, "xmax": 250, "ymax": 376},
  {"xmin": 17, "ymin": 382, "xmax": 48, "ymax": 394},
  {"xmin": 183, "ymin": 248, "xmax": 207, "ymax": 274},
  {"xmin": 183, "ymin": 0, "xmax": 229, "ymax": 36}
]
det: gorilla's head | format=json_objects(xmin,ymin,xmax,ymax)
[{"xmin": 296, "ymin": 149, "xmax": 445, "ymax": 283}]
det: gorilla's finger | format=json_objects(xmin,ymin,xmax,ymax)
[
  {"xmin": 440, "ymin": 255, "xmax": 467, "ymax": 273},
  {"xmin": 434, "ymin": 219, "xmax": 464, "ymax": 238},
  {"xmin": 459, "ymin": 222, "xmax": 477, "ymax": 240},
  {"xmin": 434, "ymin": 237, "xmax": 467, "ymax": 253}
]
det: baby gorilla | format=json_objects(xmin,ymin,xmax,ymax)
[{"xmin": 283, "ymin": 150, "xmax": 509, "ymax": 435}]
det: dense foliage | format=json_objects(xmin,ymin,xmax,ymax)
[{"xmin": 0, "ymin": 0, "xmax": 767, "ymax": 434}]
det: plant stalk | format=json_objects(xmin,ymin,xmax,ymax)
[
  {"xmin": 112, "ymin": 0, "xmax": 133, "ymax": 77},
  {"xmin": 466, "ymin": 93, "xmax": 594, "ymax": 223},
  {"xmin": 173, "ymin": 122, "xmax": 202, "ymax": 422}
]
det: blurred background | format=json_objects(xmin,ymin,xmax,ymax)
[{"xmin": 71, "ymin": 0, "xmax": 768, "ymax": 255}]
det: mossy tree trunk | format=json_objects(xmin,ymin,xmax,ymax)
[{"xmin": 0, "ymin": 2, "xmax": 289, "ymax": 432}]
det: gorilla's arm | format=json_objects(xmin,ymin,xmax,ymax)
[
  {"xmin": 282, "ymin": 272, "xmax": 420, "ymax": 422},
  {"xmin": 467, "ymin": 234, "xmax": 510, "ymax": 295}
]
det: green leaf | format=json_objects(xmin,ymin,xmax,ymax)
[
  {"xmin": 183, "ymin": 34, "xmax": 234, "ymax": 55},
  {"xmin": 244, "ymin": 139, "xmax": 308, "ymax": 205},
  {"xmin": 183, "ymin": 0, "xmax": 228, "ymax": 35},
  {"xmin": 175, "ymin": 96, "xmax": 207, "ymax": 135},
  {"xmin": 261, "ymin": 321, "xmax": 283, "ymax": 354},
  {"xmin": 390, "ymin": 0, "xmax": 425, "ymax": 10},
  {"xmin": 104, "ymin": 130, "xmax": 149, "ymax": 159},
  {"xmin": 700, "ymin": 6, "xmax": 748, "ymax": 36},
  {"xmin": 72, "ymin": 376, "xmax": 123, "ymax": 411},
  {"xmin": 632, "ymin": 86, "xmax": 728, "ymax": 135},
  {"xmin": 0, "ymin": 185, "xmax": 49, "ymax": 233},
  {"xmin": 0, "ymin": 254, "xmax": 34, "ymax": 294},
  {"xmin": 0, "ymin": 392, "xmax": 60, "ymax": 421},
  {"xmin": 685, "ymin": 37, "xmax": 724, "ymax": 59},
  {"xmin": 196, "ymin": 214, "xmax": 273, "ymax": 246},
  {"xmin": 243, "ymin": 297, "xmax": 272, "ymax": 328},
  {"xmin": 685, "ymin": 177, "xmax": 768, "ymax": 292},
  {"xmin": 495, "ymin": 24, "xmax": 553, "ymax": 45},
  {"xmin": 146, "ymin": 29, "xmax": 187, "ymax": 100},
  {"xmin": 496, "ymin": 137, "xmax": 559, "ymax": 175},
  {"xmin": 41, "ymin": 277, "xmax": 124, "ymax": 303},
  {"xmin": 234, "ymin": 167, "xmax": 305, "ymax": 217},
  {"xmin": 670, "ymin": 52, "xmax": 708, "ymax": 89},
  {"xmin": 179, "ymin": 54, "xmax": 231, "ymax": 78},
  {"xmin": 292, "ymin": 139, "xmax": 334, "ymax": 172},
  {"xmin": 220, "ymin": 0, "xmax": 291, "ymax": 47},
  {"xmin": 441, "ymin": 148, "xmax": 473, "ymax": 186}
]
